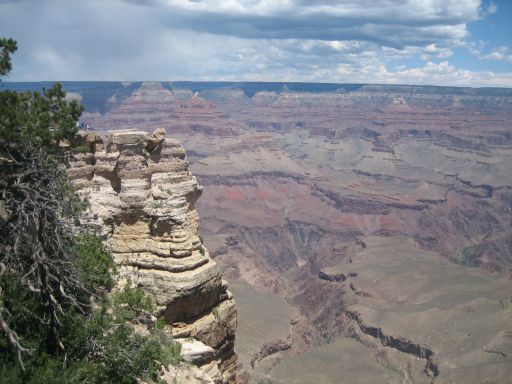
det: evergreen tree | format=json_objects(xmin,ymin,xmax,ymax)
[{"xmin": 0, "ymin": 38, "xmax": 179, "ymax": 383}]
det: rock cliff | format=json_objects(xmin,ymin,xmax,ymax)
[{"xmin": 68, "ymin": 129, "xmax": 238, "ymax": 383}]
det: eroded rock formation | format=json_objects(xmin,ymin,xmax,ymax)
[{"xmin": 68, "ymin": 129, "xmax": 237, "ymax": 383}]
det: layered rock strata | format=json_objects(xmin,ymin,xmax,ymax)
[{"xmin": 68, "ymin": 129, "xmax": 237, "ymax": 383}]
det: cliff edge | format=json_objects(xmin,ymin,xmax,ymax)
[{"xmin": 68, "ymin": 129, "xmax": 238, "ymax": 383}]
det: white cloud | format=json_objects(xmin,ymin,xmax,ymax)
[
  {"xmin": 484, "ymin": 1, "xmax": 497, "ymax": 16},
  {"xmin": 467, "ymin": 42, "xmax": 512, "ymax": 64},
  {"xmin": 420, "ymin": 44, "xmax": 454, "ymax": 60},
  {"xmin": 0, "ymin": 0, "xmax": 511, "ymax": 87},
  {"xmin": 478, "ymin": 46, "xmax": 512, "ymax": 64},
  {"xmin": 342, "ymin": 61, "xmax": 512, "ymax": 87}
]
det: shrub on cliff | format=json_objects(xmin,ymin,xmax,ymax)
[{"xmin": 0, "ymin": 38, "xmax": 178, "ymax": 383}]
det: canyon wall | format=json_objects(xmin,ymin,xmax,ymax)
[
  {"xmin": 42, "ymin": 80, "xmax": 512, "ymax": 383},
  {"xmin": 68, "ymin": 129, "xmax": 238, "ymax": 383}
]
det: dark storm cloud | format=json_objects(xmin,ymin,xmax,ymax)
[{"xmin": 154, "ymin": 0, "xmax": 476, "ymax": 48}]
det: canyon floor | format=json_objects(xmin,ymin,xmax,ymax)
[
  {"xmin": 7, "ymin": 81, "xmax": 512, "ymax": 383},
  {"xmin": 230, "ymin": 236, "xmax": 512, "ymax": 383}
]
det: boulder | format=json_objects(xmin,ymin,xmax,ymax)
[{"xmin": 176, "ymin": 338, "xmax": 216, "ymax": 364}]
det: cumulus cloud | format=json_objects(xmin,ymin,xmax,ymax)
[
  {"xmin": 380, "ymin": 61, "xmax": 512, "ymax": 87},
  {"xmin": 0, "ymin": 0, "xmax": 510, "ymax": 87},
  {"xmin": 467, "ymin": 41, "xmax": 512, "ymax": 65},
  {"xmin": 478, "ymin": 46, "xmax": 512, "ymax": 64},
  {"xmin": 420, "ymin": 44, "xmax": 454, "ymax": 60}
]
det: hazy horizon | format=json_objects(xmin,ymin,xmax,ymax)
[{"xmin": 3, "ymin": 80, "xmax": 512, "ymax": 91}]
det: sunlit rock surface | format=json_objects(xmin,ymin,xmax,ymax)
[{"xmin": 69, "ymin": 129, "xmax": 237, "ymax": 383}]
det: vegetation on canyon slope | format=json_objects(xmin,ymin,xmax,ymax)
[{"xmin": 0, "ymin": 38, "xmax": 179, "ymax": 383}]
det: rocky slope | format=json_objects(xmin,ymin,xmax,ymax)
[
  {"xmin": 25, "ymin": 80, "xmax": 512, "ymax": 383},
  {"xmin": 68, "ymin": 129, "xmax": 238, "ymax": 383}
]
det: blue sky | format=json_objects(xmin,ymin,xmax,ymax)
[{"xmin": 0, "ymin": 0, "xmax": 511, "ymax": 87}]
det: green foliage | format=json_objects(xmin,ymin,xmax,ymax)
[
  {"xmin": 0, "ymin": 136, "xmax": 88, "ymax": 359},
  {"xmin": 166, "ymin": 339, "xmax": 182, "ymax": 363},
  {"xmin": 75, "ymin": 232, "xmax": 116, "ymax": 292},
  {"xmin": 0, "ymin": 300, "xmax": 181, "ymax": 384},
  {"xmin": 0, "ymin": 38, "xmax": 17, "ymax": 78},
  {"xmin": 0, "ymin": 268, "xmax": 181, "ymax": 383},
  {"xmin": 0, "ymin": 82, "xmax": 83, "ymax": 150},
  {"xmin": 0, "ymin": 37, "xmax": 82, "ymax": 154},
  {"xmin": 155, "ymin": 316, "xmax": 167, "ymax": 331},
  {"xmin": 90, "ymin": 316, "xmax": 178, "ymax": 384},
  {"xmin": 74, "ymin": 144, "xmax": 92, "ymax": 154},
  {"xmin": 458, "ymin": 245, "xmax": 477, "ymax": 267},
  {"xmin": 113, "ymin": 282, "xmax": 155, "ymax": 322},
  {"xmin": 0, "ymin": 38, "xmax": 179, "ymax": 383},
  {"xmin": 1, "ymin": 37, "xmax": 87, "ymax": 362}
]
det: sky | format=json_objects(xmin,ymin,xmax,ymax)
[{"xmin": 0, "ymin": 0, "xmax": 511, "ymax": 87}]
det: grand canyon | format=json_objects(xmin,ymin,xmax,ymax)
[{"xmin": 6, "ymin": 81, "xmax": 512, "ymax": 383}]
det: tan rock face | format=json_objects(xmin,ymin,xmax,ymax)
[{"xmin": 69, "ymin": 129, "xmax": 237, "ymax": 383}]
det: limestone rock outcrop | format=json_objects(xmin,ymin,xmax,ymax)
[{"xmin": 68, "ymin": 129, "xmax": 237, "ymax": 383}]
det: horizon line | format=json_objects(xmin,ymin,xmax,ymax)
[{"xmin": 2, "ymin": 80, "xmax": 512, "ymax": 90}]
